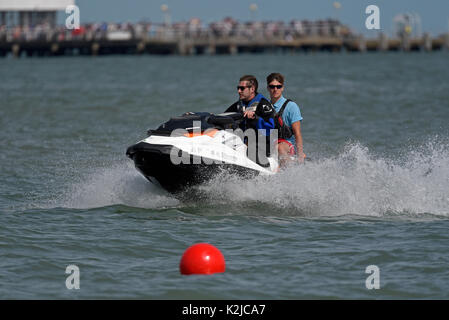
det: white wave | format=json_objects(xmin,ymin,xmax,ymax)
[
  {"xmin": 200, "ymin": 140, "xmax": 449, "ymax": 217},
  {"xmin": 47, "ymin": 139, "xmax": 449, "ymax": 217},
  {"xmin": 59, "ymin": 161, "xmax": 179, "ymax": 209}
]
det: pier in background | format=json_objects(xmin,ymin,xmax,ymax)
[{"xmin": 1, "ymin": 19, "xmax": 448, "ymax": 57}]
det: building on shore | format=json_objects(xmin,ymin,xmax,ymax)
[{"xmin": 0, "ymin": 0, "xmax": 74, "ymax": 27}]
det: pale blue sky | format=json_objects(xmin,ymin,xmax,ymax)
[{"xmin": 73, "ymin": 0, "xmax": 449, "ymax": 36}]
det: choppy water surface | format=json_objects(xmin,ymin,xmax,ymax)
[{"xmin": 1, "ymin": 53, "xmax": 449, "ymax": 299}]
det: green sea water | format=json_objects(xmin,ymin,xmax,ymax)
[{"xmin": 1, "ymin": 52, "xmax": 449, "ymax": 299}]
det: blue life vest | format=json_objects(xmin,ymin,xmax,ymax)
[{"xmin": 240, "ymin": 94, "xmax": 276, "ymax": 136}]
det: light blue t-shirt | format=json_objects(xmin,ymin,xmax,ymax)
[{"xmin": 273, "ymin": 96, "xmax": 303, "ymax": 147}]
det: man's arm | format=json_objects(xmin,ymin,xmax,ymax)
[
  {"xmin": 245, "ymin": 99, "xmax": 276, "ymax": 128},
  {"xmin": 291, "ymin": 121, "xmax": 305, "ymax": 163}
]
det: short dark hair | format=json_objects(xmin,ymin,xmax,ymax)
[
  {"xmin": 266, "ymin": 73, "xmax": 285, "ymax": 85},
  {"xmin": 240, "ymin": 75, "xmax": 258, "ymax": 92}
]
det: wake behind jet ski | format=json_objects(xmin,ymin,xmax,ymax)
[{"xmin": 126, "ymin": 111, "xmax": 278, "ymax": 193}]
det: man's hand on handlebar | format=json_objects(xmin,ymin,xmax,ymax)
[{"xmin": 243, "ymin": 110, "xmax": 255, "ymax": 119}]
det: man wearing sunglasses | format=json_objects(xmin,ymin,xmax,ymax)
[
  {"xmin": 225, "ymin": 75, "xmax": 277, "ymax": 130},
  {"xmin": 225, "ymin": 75, "xmax": 267, "ymax": 115},
  {"xmin": 225, "ymin": 75, "xmax": 279, "ymax": 164},
  {"xmin": 266, "ymin": 73, "xmax": 305, "ymax": 166}
]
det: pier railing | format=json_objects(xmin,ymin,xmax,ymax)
[{"xmin": 1, "ymin": 21, "xmax": 448, "ymax": 57}]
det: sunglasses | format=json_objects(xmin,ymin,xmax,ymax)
[
  {"xmin": 237, "ymin": 86, "xmax": 252, "ymax": 91},
  {"xmin": 268, "ymin": 85, "xmax": 283, "ymax": 89}
]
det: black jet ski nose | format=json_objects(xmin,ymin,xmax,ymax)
[{"xmin": 126, "ymin": 144, "xmax": 137, "ymax": 159}]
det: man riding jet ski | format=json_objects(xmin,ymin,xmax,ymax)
[{"xmin": 126, "ymin": 108, "xmax": 283, "ymax": 194}]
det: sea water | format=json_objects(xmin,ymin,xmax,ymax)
[{"xmin": 0, "ymin": 52, "xmax": 448, "ymax": 299}]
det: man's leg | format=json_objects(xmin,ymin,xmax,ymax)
[{"xmin": 277, "ymin": 141, "xmax": 295, "ymax": 168}]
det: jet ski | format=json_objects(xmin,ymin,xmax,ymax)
[{"xmin": 126, "ymin": 111, "xmax": 278, "ymax": 193}]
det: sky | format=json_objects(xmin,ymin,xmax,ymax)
[{"xmin": 71, "ymin": 0, "xmax": 449, "ymax": 36}]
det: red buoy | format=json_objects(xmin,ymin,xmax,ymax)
[{"xmin": 180, "ymin": 243, "xmax": 226, "ymax": 275}]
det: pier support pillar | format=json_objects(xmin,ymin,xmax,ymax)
[
  {"xmin": 378, "ymin": 33, "xmax": 388, "ymax": 51},
  {"xmin": 136, "ymin": 41, "xmax": 146, "ymax": 54},
  {"xmin": 50, "ymin": 43, "xmax": 59, "ymax": 55},
  {"xmin": 207, "ymin": 43, "xmax": 216, "ymax": 55},
  {"xmin": 357, "ymin": 36, "xmax": 366, "ymax": 52},
  {"xmin": 177, "ymin": 42, "xmax": 185, "ymax": 55},
  {"xmin": 400, "ymin": 35, "xmax": 410, "ymax": 51},
  {"xmin": 422, "ymin": 33, "xmax": 432, "ymax": 51},
  {"xmin": 444, "ymin": 33, "xmax": 449, "ymax": 50},
  {"xmin": 177, "ymin": 40, "xmax": 194, "ymax": 55},
  {"xmin": 229, "ymin": 44, "xmax": 237, "ymax": 55},
  {"xmin": 181, "ymin": 45, "xmax": 194, "ymax": 55},
  {"xmin": 12, "ymin": 44, "xmax": 20, "ymax": 58},
  {"xmin": 91, "ymin": 43, "xmax": 100, "ymax": 56}
]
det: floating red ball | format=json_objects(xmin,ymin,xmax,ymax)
[{"xmin": 180, "ymin": 243, "xmax": 226, "ymax": 275}]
